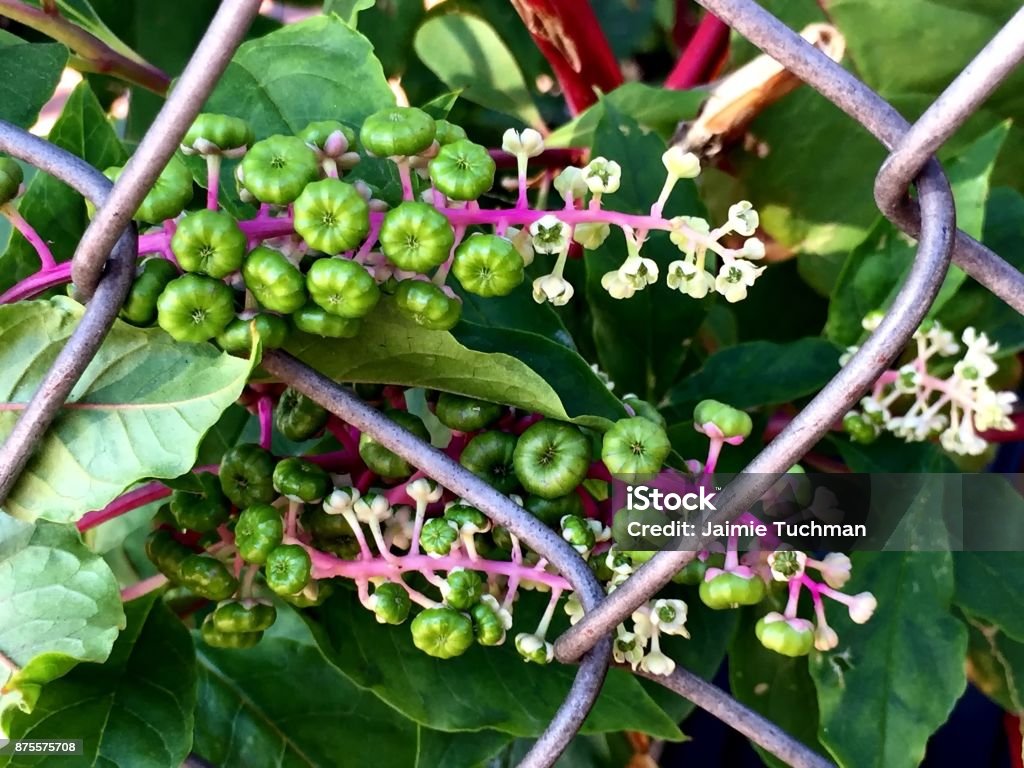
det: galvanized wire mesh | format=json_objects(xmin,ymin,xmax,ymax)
[{"xmin": 0, "ymin": 0, "xmax": 1022, "ymax": 766}]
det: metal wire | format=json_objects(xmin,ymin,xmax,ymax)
[
  {"xmin": 0, "ymin": 122, "xmax": 136, "ymax": 505},
  {"xmin": 69, "ymin": 0, "xmax": 263, "ymax": 300}
]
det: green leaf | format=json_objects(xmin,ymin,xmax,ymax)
[
  {"xmin": 0, "ymin": 82, "xmax": 125, "ymax": 293},
  {"xmin": 420, "ymin": 90, "xmax": 463, "ymax": 120},
  {"xmin": 1, "ymin": 593, "xmax": 196, "ymax": 768},
  {"xmin": 315, "ymin": 589, "xmax": 685, "ymax": 739},
  {"xmin": 585, "ymin": 103, "xmax": 708, "ymax": 401},
  {"xmin": 416, "ymin": 727, "xmax": 511, "ymax": 768},
  {"xmin": 730, "ymin": 609, "xmax": 827, "ymax": 768},
  {"xmin": 288, "ymin": 298, "xmax": 623, "ymax": 428},
  {"xmin": 662, "ymin": 338, "xmax": 840, "ymax": 423},
  {"xmin": 0, "ymin": 32, "xmax": 67, "ymax": 129},
  {"xmin": 547, "ymin": 83, "xmax": 704, "ymax": 148},
  {"xmin": 809, "ymin": 498, "xmax": 966, "ymax": 768},
  {"xmin": 962, "ymin": 612, "xmax": 1024, "ymax": 715},
  {"xmin": 453, "ymin": 280, "xmax": 576, "ymax": 350},
  {"xmin": 0, "ymin": 297, "xmax": 253, "ymax": 522},
  {"xmin": 955, "ymin": 552, "xmax": 1024, "ymax": 642},
  {"xmin": 0, "ymin": 516, "xmax": 125, "ymax": 716},
  {"xmin": 833, "ymin": 434, "xmax": 957, "ymax": 473},
  {"xmin": 413, "ymin": 13, "xmax": 542, "ymax": 128},
  {"xmin": 194, "ymin": 603, "xmax": 422, "ymax": 767},
  {"xmin": 826, "ymin": 121, "xmax": 1010, "ymax": 346},
  {"xmin": 326, "ymin": 0, "xmax": 375, "ymax": 26}
]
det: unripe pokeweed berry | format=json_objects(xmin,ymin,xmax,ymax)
[
  {"xmin": 183, "ymin": 113, "xmax": 254, "ymax": 154},
  {"xmin": 273, "ymin": 457, "xmax": 331, "ymax": 502},
  {"xmin": 298, "ymin": 120, "xmax": 356, "ymax": 154},
  {"xmin": 410, "ymin": 606, "xmax": 474, "ymax": 659},
  {"xmin": 434, "ymin": 392, "xmax": 503, "ymax": 432},
  {"xmin": 212, "ymin": 600, "xmax": 277, "ymax": 633},
  {"xmin": 672, "ymin": 552, "xmax": 724, "ymax": 585},
  {"xmin": 358, "ymin": 409, "xmax": 430, "ymax": 478},
  {"xmin": 240, "ymin": 135, "xmax": 320, "ymax": 205},
  {"xmin": 444, "ymin": 504, "xmax": 490, "ymax": 535},
  {"xmin": 601, "ymin": 417, "xmax": 672, "ymax": 477},
  {"xmin": 169, "ymin": 473, "xmax": 230, "ymax": 533},
  {"xmin": 513, "ymin": 420, "xmax": 591, "ymax": 499},
  {"xmin": 219, "ymin": 443, "xmax": 276, "ymax": 508},
  {"xmin": 275, "ymin": 388, "xmax": 329, "ymax": 441},
  {"xmin": 234, "ymin": 504, "xmax": 284, "ymax": 565},
  {"xmin": 371, "ymin": 582, "xmax": 411, "ymax": 625},
  {"xmin": 434, "ymin": 120, "xmax": 467, "ymax": 146},
  {"xmin": 216, "ymin": 313, "xmax": 289, "ymax": 353},
  {"xmin": 242, "ymin": 246, "xmax": 307, "ymax": 314},
  {"xmin": 420, "ymin": 518, "xmax": 459, "ymax": 557},
  {"xmin": 428, "ymin": 139, "xmax": 495, "ymax": 201},
  {"xmin": 201, "ymin": 615, "xmax": 263, "ymax": 649},
  {"xmin": 393, "ymin": 279, "xmax": 461, "ymax": 331},
  {"xmin": 379, "ymin": 202, "xmax": 454, "ymax": 272},
  {"xmin": 525, "ymin": 492, "xmax": 583, "ymax": 526},
  {"xmin": 755, "ymin": 613, "xmax": 815, "ymax": 657},
  {"xmin": 104, "ymin": 155, "xmax": 193, "ymax": 224},
  {"xmin": 265, "ymin": 544, "xmax": 312, "ymax": 596},
  {"xmin": 293, "ymin": 179, "xmax": 370, "ymax": 254},
  {"xmin": 145, "ymin": 529, "xmax": 192, "ymax": 580},
  {"xmin": 460, "ymin": 431, "xmax": 519, "ymax": 495},
  {"xmin": 171, "ymin": 209, "xmax": 247, "ymax": 278},
  {"xmin": 452, "ymin": 234, "xmax": 524, "ymax": 298},
  {"xmin": 698, "ymin": 570, "xmax": 766, "ymax": 609},
  {"xmin": 156, "ymin": 273, "xmax": 236, "ymax": 343},
  {"xmin": 179, "ymin": 554, "xmax": 238, "ymax": 601},
  {"xmin": 360, "ymin": 106, "xmax": 436, "ymax": 157},
  {"xmin": 444, "ymin": 569, "xmax": 484, "ymax": 610},
  {"xmin": 471, "ymin": 601, "xmax": 506, "ymax": 646},
  {"xmin": 120, "ymin": 258, "xmax": 179, "ymax": 326},
  {"xmin": 291, "ymin": 303, "xmax": 362, "ymax": 338},
  {"xmin": 693, "ymin": 399, "xmax": 753, "ymax": 439},
  {"xmin": 306, "ymin": 257, "xmax": 379, "ymax": 318},
  {"xmin": 0, "ymin": 156, "xmax": 23, "ymax": 204}
]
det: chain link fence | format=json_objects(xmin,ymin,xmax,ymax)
[{"xmin": 0, "ymin": 0, "xmax": 1021, "ymax": 766}]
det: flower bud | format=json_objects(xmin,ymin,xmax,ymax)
[
  {"xmin": 368, "ymin": 582, "xmax": 411, "ymax": 625},
  {"xmin": 728, "ymin": 201, "xmax": 759, "ymax": 236},
  {"xmin": 502, "ymin": 128, "xmax": 544, "ymax": 157},
  {"xmin": 573, "ymin": 221, "xmax": 611, "ymax": 250},
  {"xmin": 693, "ymin": 399, "xmax": 753, "ymax": 439},
  {"xmin": 639, "ymin": 649, "xmax": 676, "ymax": 676},
  {"xmin": 515, "ymin": 632, "xmax": 554, "ymax": 664},
  {"xmin": 407, "ymin": 477, "xmax": 443, "ymax": 505},
  {"xmin": 817, "ymin": 552, "xmax": 852, "ymax": 588},
  {"xmin": 532, "ymin": 273, "xmax": 574, "ymax": 306},
  {"xmin": 847, "ymin": 592, "xmax": 877, "ymax": 624},
  {"xmin": 554, "ymin": 166, "xmax": 588, "ymax": 202},
  {"xmin": 662, "ymin": 146, "xmax": 701, "ymax": 179}
]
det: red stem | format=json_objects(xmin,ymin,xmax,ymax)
[
  {"xmin": 665, "ymin": 10, "xmax": 731, "ymax": 89},
  {"xmin": 510, "ymin": 0, "xmax": 623, "ymax": 115}
]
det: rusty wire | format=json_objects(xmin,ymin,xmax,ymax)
[{"xmin": 0, "ymin": 0, "xmax": 1023, "ymax": 766}]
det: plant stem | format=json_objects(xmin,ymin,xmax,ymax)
[
  {"xmin": 76, "ymin": 481, "xmax": 172, "ymax": 532},
  {"xmin": 1, "ymin": 203, "xmax": 56, "ymax": 269},
  {"xmin": 120, "ymin": 573, "xmax": 168, "ymax": 602},
  {"xmin": 257, "ymin": 395, "xmax": 273, "ymax": 450},
  {"xmin": 0, "ymin": 0, "xmax": 170, "ymax": 94},
  {"xmin": 206, "ymin": 155, "xmax": 222, "ymax": 210},
  {"xmin": 665, "ymin": 10, "xmax": 731, "ymax": 89}
]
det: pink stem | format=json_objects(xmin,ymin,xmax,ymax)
[
  {"xmin": 703, "ymin": 435, "xmax": 725, "ymax": 475},
  {"xmin": 0, "ymin": 262, "xmax": 71, "ymax": 303},
  {"xmin": 2, "ymin": 204, "xmax": 56, "ymax": 269},
  {"xmin": 665, "ymin": 11, "xmax": 730, "ymax": 89},
  {"xmin": 206, "ymin": 155, "xmax": 221, "ymax": 210},
  {"xmin": 784, "ymin": 577, "xmax": 802, "ymax": 618},
  {"xmin": 257, "ymin": 395, "xmax": 273, "ymax": 450},
  {"xmin": 120, "ymin": 573, "xmax": 169, "ymax": 602},
  {"xmin": 77, "ymin": 482, "xmax": 172, "ymax": 532}
]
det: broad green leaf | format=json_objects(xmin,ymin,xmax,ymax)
[
  {"xmin": 315, "ymin": 590, "xmax": 685, "ymax": 739},
  {"xmin": 547, "ymin": 83, "xmax": 704, "ymax": 148},
  {"xmin": 194, "ymin": 604, "xmax": 421, "ymax": 767},
  {"xmin": 730, "ymin": 609, "xmax": 827, "ymax": 768},
  {"xmin": 0, "ymin": 82, "xmax": 125, "ymax": 293},
  {"xmin": 809, "ymin": 496, "xmax": 966, "ymax": 768},
  {"xmin": 420, "ymin": 90, "xmax": 463, "ymax": 120},
  {"xmin": 585, "ymin": 103, "xmax": 708, "ymax": 401},
  {"xmin": 0, "ymin": 298, "xmax": 253, "ymax": 522},
  {"xmin": 963, "ymin": 612, "xmax": 1024, "ymax": 715},
  {"xmin": 0, "ymin": 32, "xmax": 66, "ymax": 128},
  {"xmin": 955, "ymin": 552, "xmax": 1024, "ymax": 642},
  {"xmin": 341, "ymin": 0, "xmax": 426, "ymax": 79},
  {"xmin": 833, "ymin": 434, "xmax": 957, "ymax": 474},
  {"xmin": 326, "ymin": 0, "xmax": 375, "ymax": 26},
  {"xmin": 825, "ymin": 122, "xmax": 1010, "ymax": 345},
  {"xmin": 288, "ymin": 299, "xmax": 623, "ymax": 428},
  {"xmin": 661, "ymin": 338, "xmax": 840, "ymax": 423},
  {"xmin": 454, "ymin": 280, "xmax": 576, "ymax": 350},
  {"xmin": 413, "ymin": 13, "xmax": 543, "ymax": 128},
  {"xmin": 416, "ymin": 728, "xmax": 511, "ymax": 768},
  {"xmin": 1, "ymin": 593, "xmax": 196, "ymax": 768},
  {"xmin": 0, "ymin": 516, "xmax": 124, "ymax": 716}
]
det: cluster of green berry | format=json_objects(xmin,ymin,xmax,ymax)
[{"xmin": 109, "ymin": 107, "xmax": 530, "ymax": 349}]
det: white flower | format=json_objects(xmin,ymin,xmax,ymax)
[
  {"xmin": 631, "ymin": 605, "xmax": 654, "ymax": 640},
  {"xmin": 407, "ymin": 477, "xmax": 443, "ymax": 504},
  {"xmin": 767, "ymin": 549, "xmax": 807, "ymax": 582},
  {"xmin": 640, "ymin": 649, "xmax": 676, "ymax": 676},
  {"xmin": 727, "ymin": 201, "xmax": 759, "ymax": 236},
  {"xmin": 564, "ymin": 592, "xmax": 585, "ymax": 625},
  {"xmin": 354, "ymin": 493, "xmax": 392, "ymax": 524},
  {"xmin": 652, "ymin": 599, "xmax": 689, "ymax": 637},
  {"xmin": 384, "ymin": 506, "xmax": 414, "ymax": 550},
  {"xmin": 324, "ymin": 487, "xmax": 361, "ymax": 516},
  {"xmin": 529, "ymin": 214, "xmax": 570, "ymax": 254},
  {"xmin": 601, "ymin": 269, "xmax": 636, "ymax": 300},
  {"xmin": 661, "ymin": 146, "xmax": 701, "ymax": 179},
  {"xmin": 715, "ymin": 260, "xmax": 764, "ymax": 303},
  {"xmin": 669, "ymin": 216, "xmax": 711, "ymax": 255},
  {"xmin": 481, "ymin": 594, "xmax": 513, "ymax": 630},
  {"xmin": 581, "ymin": 157, "xmax": 622, "ymax": 194},
  {"xmin": 940, "ymin": 421, "xmax": 987, "ymax": 456},
  {"xmin": 554, "ymin": 166, "xmax": 588, "ymax": 203},
  {"xmin": 573, "ymin": 221, "xmax": 611, "ymax": 250},
  {"xmin": 814, "ymin": 623, "xmax": 839, "ymax": 651},
  {"xmin": 502, "ymin": 127, "xmax": 544, "ymax": 157},
  {"xmin": 515, "ymin": 632, "xmax": 554, "ymax": 663},
  {"xmin": 847, "ymin": 592, "xmax": 877, "ymax": 624},
  {"xmin": 507, "ymin": 227, "xmax": 535, "ymax": 267},
  {"xmin": 740, "ymin": 237, "xmax": 766, "ymax": 260},
  {"xmin": 532, "ymin": 273, "xmax": 574, "ymax": 306},
  {"xmin": 606, "ymin": 548, "xmax": 635, "ymax": 576},
  {"xmin": 895, "ymin": 364, "xmax": 921, "ymax": 394},
  {"xmin": 816, "ymin": 552, "xmax": 852, "ymax": 589},
  {"xmin": 665, "ymin": 259, "xmax": 715, "ymax": 299},
  {"xmin": 973, "ymin": 387, "xmax": 1016, "ymax": 432},
  {"xmin": 613, "ymin": 631, "xmax": 646, "ymax": 669},
  {"xmin": 619, "ymin": 255, "xmax": 659, "ymax": 289}
]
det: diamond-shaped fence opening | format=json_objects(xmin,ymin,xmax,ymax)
[{"xmin": 0, "ymin": 1, "xmax": 1022, "ymax": 766}]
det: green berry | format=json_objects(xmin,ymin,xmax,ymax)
[
  {"xmin": 216, "ymin": 313, "xmax": 289, "ymax": 353},
  {"xmin": 470, "ymin": 600, "xmax": 506, "ymax": 646},
  {"xmin": 171, "ymin": 209, "xmax": 247, "ymax": 278},
  {"xmin": 379, "ymin": 202, "xmax": 454, "ymax": 272},
  {"xmin": 410, "ymin": 606, "xmax": 474, "ymax": 659},
  {"xmin": 524, "ymin": 492, "xmax": 582, "ymax": 526},
  {"xmin": 145, "ymin": 529, "xmax": 192, "ymax": 581},
  {"xmin": 306, "ymin": 257, "xmax": 379, "ymax": 318},
  {"xmin": 212, "ymin": 600, "xmax": 277, "ymax": 633},
  {"xmin": 291, "ymin": 303, "xmax": 362, "ymax": 338},
  {"xmin": 428, "ymin": 139, "xmax": 495, "ymax": 201},
  {"xmin": 242, "ymin": 246, "xmax": 307, "ymax": 314},
  {"xmin": 360, "ymin": 106, "xmax": 436, "ymax": 157},
  {"xmin": 513, "ymin": 420, "xmax": 590, "ymax": 499},
  {"xmin": 420, "ymin": 518, "xmax": 459, "ymax": 557},
  {"xmin": 370, "ymin": 582, "xmax": 411, "ymax": 625},
  {"xmin": 358, "ymin": 409, "xmax": 430, "ymax": 478},
  {"xmin": 0, "ymin": 157, "xmax": 23, "ymax": 204},
  {"xmin": 693, "ymin": 399, "xmax": 753, "ymax": 439},
  {"xmin": 201, "ymin": 615, "xmax": 262, "ymax": 649},
  {"xmin": 434, "ymin": 392, "xmax": 503, "ymax": 432},
  {"xmin": 601, "ymin": 417, "xmax": 672, "ymax": 477},
  {"xmin": 120, "ymin": 258, "xmax": 178, "ymax": 326},
  {"xmin": 443, "ymin": 569, "xmax": 484, "ymax": 611},
  {"xmin": 240, "ymin": 135, "xmax": 320, "ymax": 205},
  {"xmin": 755, "ymin": 613, "xmax": 815, "ymax": 657},
  {"xmin": 183, "ymin": 113, "xmax": 253, "ymax": 154},
  {"xmin": 234, "ymin": 504, "xmax": 284, "ymax": 565},
  {"xmin": 699, "ymin": 570, "xmax": 766, "ymax": 609},
  {"xmin": 219, "ymin": 443, "xmax": 276, "ymax": 509},
  {"xmin": 105, "ymin": 155, "xmax": 193, "ymax": 224},
  {"xmin": 459, "ymin": 431, "xmax": 519, "ymax": 495},
  {"xmin": 169, "ymin": 473, "xmax": 230, "ymax": 533},
  {"xmin": 433, "ymin": 120, "xmax": 467, "ymax": 146},
  {"xmin": 272, "ymin": 457, "xmax": 331, "ymax": 502},
  {"xmin": 156, "ymin": 274, "xmax": 235, "ymax": 342},
  {"xmin": 179, "ymin": 554, "xmax": 238, "ymax": 601},
  {"xmin": 293, "ymin": 178, "xmax": 370, "ymax": 254},
  {"xmin": 452, "ymin": 234, "xmax": 524, "ymax": 297},
  {"xmin": 274, "ymin": 388, "xmax": 329, "ymax": 441},
  {"xmin": 393, "ymin": 279, "xmax": 461, "ymax": 330},
  {"xmin": 299, "ymin": 120, "xmax": 356, "ymax": 153},
  {"xmin": 264, "ymin": 544, "xmax": 312, "ymax": 596}
]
